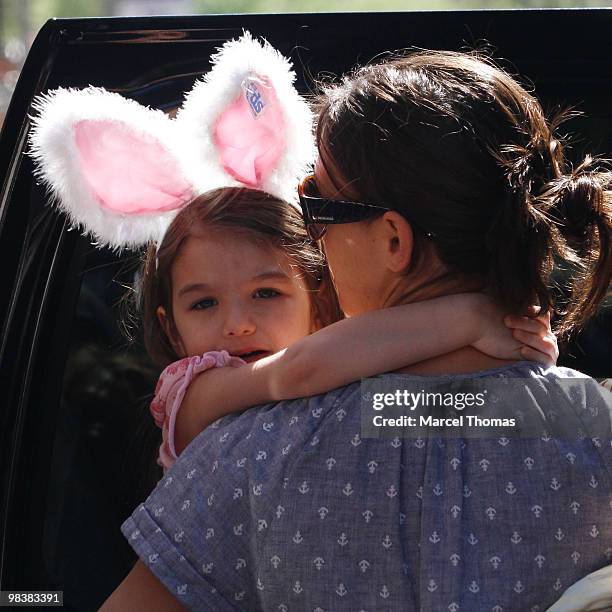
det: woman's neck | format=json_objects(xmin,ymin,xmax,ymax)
[{"xmin": 387, "ymin": 274, "xmax": 516, "ymax": 374}]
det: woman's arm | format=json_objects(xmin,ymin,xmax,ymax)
[
  {"xmin": 175, "ymin": 292, "xmax": 554, "ymax": 453},
  {"xmin": 99, "ymin": 560, "xmax": 185, "ymax": 611}
]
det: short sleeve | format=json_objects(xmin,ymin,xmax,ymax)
[
  {"xmin": 122, "ymin": 410, "xmax": 260, "ymax": 609},
  {"xmin": 150, "ymin": 351, "xmax": 245, "ymax": 472},
  {"xmin": 122, "ymin": 386, "xmax": 350, "ymax": 609}
]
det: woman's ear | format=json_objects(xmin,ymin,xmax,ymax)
[{"xmin": 380, "ymin": 211, "xmax": 414, "ymax": 272}]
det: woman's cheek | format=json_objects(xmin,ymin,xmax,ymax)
[{"xmin": 325, "ymin": 234, "xmax": 361, "ymax": 292}]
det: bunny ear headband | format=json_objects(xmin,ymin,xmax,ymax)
[{"xmin": 28, "ymin": 32, "xmax": 315, "ymax": 251}]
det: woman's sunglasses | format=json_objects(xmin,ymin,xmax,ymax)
[{"xmin": 297, "ymin": 174, "xmax": 390, "ymax": 241}]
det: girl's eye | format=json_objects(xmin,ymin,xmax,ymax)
[
  {"xmin": 191, "ymin": 297, "xmax": 218, "ymax": 310},
  {"xmin": 253, "ymin": 288, "xmax": 281, "ymax": 299}
]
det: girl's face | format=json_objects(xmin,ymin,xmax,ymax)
[{"xmin": 159, "ymin": 231, "xmax": 313, "ymax": 362}]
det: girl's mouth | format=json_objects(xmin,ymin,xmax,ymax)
[{"xmin": 233, "ymin": 349, "xmax": 270, "ymax": 363}]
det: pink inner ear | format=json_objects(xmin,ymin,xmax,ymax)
[
  {"xmin": 74, "ymin": 120, "xmax": 193, "ymax": 214},
  {"xmin": 214, "ymin": 77, "xmax": 285, "ymax": 187}
]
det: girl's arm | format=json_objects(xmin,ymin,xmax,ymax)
[{"xmin": 175, "ymin": 292, "xmax": 555, "ymax": 453}]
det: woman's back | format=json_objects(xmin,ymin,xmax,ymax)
[{"xmin": 122, "ymin": 360, "xmax": 612, "ymax": 611}]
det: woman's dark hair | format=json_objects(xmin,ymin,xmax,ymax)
[
  {"xmin": 316, "ymin": 50, "xmax": 612, "ymax": 338},
  {"xmin": 137, "ymin": 187, "xmax": 342, "ymax": 367}
]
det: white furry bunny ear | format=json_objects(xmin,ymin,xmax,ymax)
[
  {"xmin": 176, "ymin": 32, "xmax": 315, "ymax": 208},
  {"xmin": 28, "ymin": 87, "xmax": 196, "ymax": 250},
  {"xmin": 28, "ymin": 35, "xmax": 314, "ymax": 250}
]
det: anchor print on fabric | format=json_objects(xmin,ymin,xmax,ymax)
[{"xmin": 120, "ymin": 363, "xmax": 612, "ymax": 611}]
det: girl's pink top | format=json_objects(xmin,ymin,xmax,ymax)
[{"xmin": 150, "ymin": 350, "xmax": 246, "ymax": 472}]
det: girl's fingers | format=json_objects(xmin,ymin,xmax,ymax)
[
  {"xmin": 512, "ymin": 329, "xmax": 548, "ymax": 352},
  {"xmin": 506, "ymin": 307, "xmax": 552, "ymax": 332},
  {"xmin": 513, "ymin": 329, "xmax": 558, "ymax": 362},
  {"xmin": 505, "ymin": 315, "xmax": 548, "ymax": 334},
  {"xmin": 535, "ymin": 310, "xmax": 552, "ymax": 330},
  {"xmin": 520, "ymin": 345, "xmax": 554, "ymax": 366},
  {"xmin": 504, "ymin": 307, "xmax": 558, "ymax": 364},
  {"xmin": 524, "ymin": 305, "xmax": 551, "ymax": 319}
]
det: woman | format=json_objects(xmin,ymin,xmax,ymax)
[{"xmin": 103, "ymin": 51, "xmax": 612, "ymax": 611}]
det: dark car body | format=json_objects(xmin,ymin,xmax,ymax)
[{"xmin": 0, "ymin": 9, "xmax": 610, "ymax": 610}]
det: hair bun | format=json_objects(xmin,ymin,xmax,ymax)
[{"xmin": 551, "ymin": 156, "xmax": 606, "ymax": 242}]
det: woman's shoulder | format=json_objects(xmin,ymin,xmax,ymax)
[
  {"xmin": 177, "ymin": 362, "xmax": 610, "ymax": 473},
  {"xmin": 378, "ymin": 360, "xmax": 609, "ymax": 397},
  {"xmin": 379, "ymin": 360, "xmax": 592, "ymax": 381},
  {"xmin": 177, "ymin": 381, "xmax": 361, "ymax": 459}
]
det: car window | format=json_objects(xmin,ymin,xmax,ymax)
[{"xmin": 43, "ymin": 246, "xmax": 162, "ymax": 611}]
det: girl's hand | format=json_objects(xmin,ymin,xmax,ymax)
[
  {"xmin": 504, "ymin": 306, "xmax": 559, "ymax": 366},
  {"xmin": 471, "ymin": 298, "xmax": 558, "ymax": 366}
]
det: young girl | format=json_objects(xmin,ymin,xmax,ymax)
[{"xmin": 144, "ymin": 186, "xmax": 556, "ymax": 472}]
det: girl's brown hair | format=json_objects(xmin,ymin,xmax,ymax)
[
  {"xmin": 138, "ymin": 187, "xmax": 342, "ymax": 367},
  {"xmin": 316, "ymin": 50, "xmax": 612, "ymax": 339}
]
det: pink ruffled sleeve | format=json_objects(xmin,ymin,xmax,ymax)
[{"xmin": 150, "ymin": 350, "xmax": 246, "ymax": 472}]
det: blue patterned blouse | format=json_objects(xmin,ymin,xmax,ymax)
[{"xmin": 122, "ymin": 361, "xmax": 612, "ymax": 611}]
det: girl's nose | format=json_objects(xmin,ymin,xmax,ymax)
[{"xmin": 222, "ymin": 305, "xmax": 256, "ymax": 337}]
